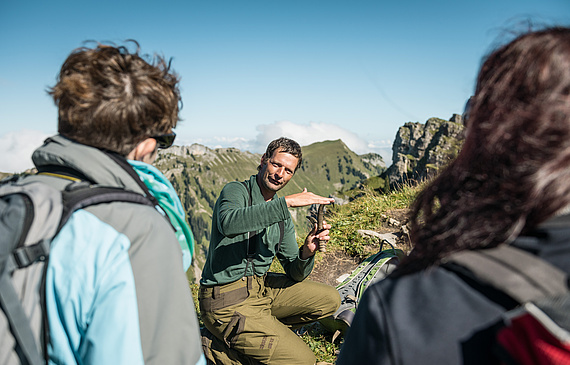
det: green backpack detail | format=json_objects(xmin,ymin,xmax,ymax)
[{"xmin": 320, "ymin": 240, "xmax": 405, "ymax": 341}]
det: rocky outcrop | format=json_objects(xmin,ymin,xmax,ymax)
[
  {"xmin": 383, "ymin": 115, "xmax": 465, "ymax": 187},
  {"xmin": 164, "ymin": 143, "xmax": 211, "ymax": 157}
]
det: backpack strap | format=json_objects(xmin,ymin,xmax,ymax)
[
  {"xmin": 240, "ymin": 181, "xmax": 255, "ymax": 258},
  {"xmin": 239, "ymin": 181, "xmax": 285, "ymax": 277},
  {"xmin": 37, "ymin": 150, "xmax": 161, "ymax": 210},
  {"xmin": 240, "ymin": 181, "xmax": 255, "ymax": 278},
  {"xmin": 277, "ymin": 221, "xmax": 284, "ymax": 253},
  {"xmin": 103, "ymin": 151, "xmax": 162, "ymax": 208},
  {"xmin": 443, "ymin": 245, "xmax": 569, "ymax": 303},
  {"xmin": 59, "ymin": 183, "xmax": 155, "ymax": 230},
  {"xmin": 36, "ymin": 165, "xmax": 92, "ymax": 183},
  {"xmin": 42, "ymin": 156, "xmax": 174, "ymax": 233},
  {"xmin": 0, "ymin": 270, "xmax": 43, "ymax": 365}
]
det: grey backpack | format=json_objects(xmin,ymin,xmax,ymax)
[
  {"xmin": 0, "ymin": 176, "xmax": 154, "ymax": 365},
  {"xmin": 444, "ymin": 244, "xmax": 570, "ymax": 365}
]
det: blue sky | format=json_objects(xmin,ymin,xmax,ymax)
[{"xmin": 1, "ymin": 0, "xmax": 569, "ymax": 172}]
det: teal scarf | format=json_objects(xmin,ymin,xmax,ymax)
[{"xmin": 128, "ymin": 160, "xmax": 194, "ymax": 272}]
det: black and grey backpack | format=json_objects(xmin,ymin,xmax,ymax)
[{"xmin": 0, "ymin": 176, "xmax": 154, "ymax": 364}]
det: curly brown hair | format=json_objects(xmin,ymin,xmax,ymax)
[
  {"xmin": 396, "ymin": 27, "xmax": 570, "ymax": 276},
  {"xmin": 48, "ymin": 41, "xmax": 181, "ymax": 155}
]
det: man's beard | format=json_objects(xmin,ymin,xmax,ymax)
[{"xmin": 263, "ymin": 174, "xmax": 284, "ymax": 192}]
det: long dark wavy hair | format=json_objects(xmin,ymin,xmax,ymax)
[{"xmin": 396, "ymin": 27, "xmax": 570, "ymax": 276}]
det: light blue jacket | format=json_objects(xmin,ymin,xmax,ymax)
[{"xmin": 31, "ymin": 135, "xmax": 204, "ymax": 365}]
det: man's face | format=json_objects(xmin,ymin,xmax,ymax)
[{"xmin": 258, "ymin": 149, "xmax": 299, "ymax": 194}]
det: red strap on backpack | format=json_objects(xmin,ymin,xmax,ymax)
[{"xmin": 496, "ymin": 300, "xmax": 570, "ymax": 365}]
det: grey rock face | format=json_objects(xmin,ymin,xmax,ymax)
[{"xmin": 383, "ymin": 115, "xmax": 465, "ymax": 187}]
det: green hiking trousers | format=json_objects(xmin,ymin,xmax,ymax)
[{"xmin": 199, "ymin": 273, "xmax": 340, "ymax": 365}]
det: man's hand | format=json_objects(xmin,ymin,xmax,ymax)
[
  {"xmin": 285, "ymin": 188, "xmax": 335, "ymax": 208},
  {"xmin": 301, "ymin": 220, "xmax": 331, "ymax": 260}
]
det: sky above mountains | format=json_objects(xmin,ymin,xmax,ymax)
[{"xmin": 1, "ymin": 0, "xmax": 569, "ymax": 172}]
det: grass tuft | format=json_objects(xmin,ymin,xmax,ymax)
[{"xmin": 327, "ymin": 183, "xmax": 421, "ymax": 256}]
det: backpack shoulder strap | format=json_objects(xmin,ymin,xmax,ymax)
[
  {"xmin": 37, "ymin": 165, "xmax": 92, "ymax": 183},
  {"xmin": 240, "ymin": 181, "xmax": 252, "ymax": 207},
  {"xmin": 443, "ymin": 245, "xmax": 568, "ymax": 303},
  {"xmin": 59, "ymin": 182, "xmax": 155, "ymax": 230},
  {"xmin": 240, "ymin": 181, "xmax": 255, "ymax": 277},
  {"xmin": 277, "ymin": 221, "xmax": 284, "ymax": 253},
  {"xmin": 104, "ymin": 151, "xmax": 162, "ymax": 207},
  {"xmin": 239, "ymin": 181, "xmax": 285, "ymax": 254},
  {"xmin": 239, "ymin": 181, "xmax": 255, "ymax": 257},
  {"xmin": 0, "ymin": 273, "xmax": 44, "ymax": 365}
]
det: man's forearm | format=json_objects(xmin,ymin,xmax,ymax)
[{"xmin": 282, "ymin": 250, "xmax": 315, "ymax": 282}]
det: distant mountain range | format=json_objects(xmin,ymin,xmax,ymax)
[{"xmin": 154, "ymin": 139, "xmax": 387, "ymax": 273}]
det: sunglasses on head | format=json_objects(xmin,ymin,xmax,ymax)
[{"xmin": 152, "ymin": 132, "xmax": 176, "ymax": 149}]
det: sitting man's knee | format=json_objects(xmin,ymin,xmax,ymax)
[
  {"xmin": 271, "ymin": 339, "xmax": 316, "ymax": 365},
  {"xmin": 323, "ymin": 285, "xmax": 341, "ymax": 315}
]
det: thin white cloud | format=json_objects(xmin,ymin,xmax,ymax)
[
  {"xmin": 0, "ymin": 130, "xmax": 50, "ymax": 173},
  {"xmin": 253, "ymin": 120, "xmax": 379, "ymax": 155},
  {"xmin": 367, "ymin": 139, "xmax": 393, "ymax": 150}
]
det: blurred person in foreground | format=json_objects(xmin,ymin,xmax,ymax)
[
  {"xmin": 31, "ymin": 42, "xmax": 203, "ymax": 364},
  {"xmin": 337, "ymin": 26, "xmax": 570, "ymax": 365}
]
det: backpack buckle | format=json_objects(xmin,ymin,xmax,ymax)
[{"xmin": 12, "ymin": 240, "xmax": 50, "ymax": 268}]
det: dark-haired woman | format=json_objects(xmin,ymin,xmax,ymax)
[{"xmin": 337, "ymin": 26, "xmax": 570, "ymax": 365}]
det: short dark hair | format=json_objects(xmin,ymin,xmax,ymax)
[
  {"xmin": 258, "ymin": 137, "xmax": 303, "ymax": 171},
  {"xmin": 48, "ymin": 41, "xmax": 181, "ymax": 155},
  {"xmin": 397, "ymin": 26, "xmax": 570, "ymax": 276}
]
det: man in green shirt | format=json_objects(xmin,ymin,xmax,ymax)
[{"xmin": 199, "ymin": 137, "xmax": 340, "ymax": 364}]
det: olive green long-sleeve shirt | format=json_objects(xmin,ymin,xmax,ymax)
[{"xmin": 200, "ymin": 175, "xmax": 314, "ymax": 286}]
